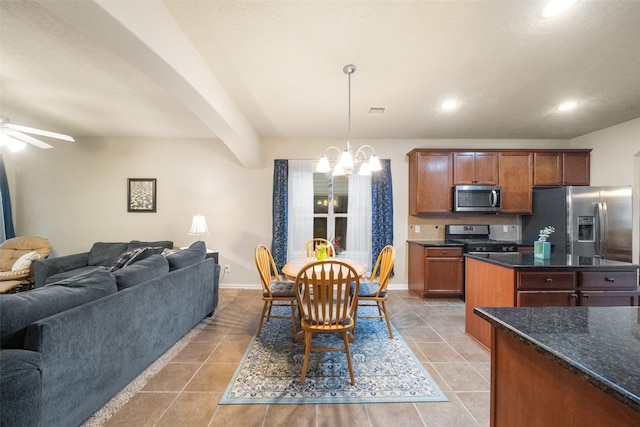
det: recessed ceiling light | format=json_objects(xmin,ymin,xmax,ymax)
[
  {"xmin": 558, "ymin": 101, "xmax": 578, "ymax": 111},
  {"xmin": 441, "ymin": 99, "xmax": 458, "ymax": 111},
  {"xmin": 542, "ymin": 0, "xmax": 578, "ymax": 18}
]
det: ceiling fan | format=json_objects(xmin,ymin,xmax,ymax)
[{"xmin": 0, "ymin": 115, "xmax": 75, "ymax": 151}]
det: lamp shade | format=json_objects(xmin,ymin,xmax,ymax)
[{"xmin": 189, "ymin": 215, "xmax": 209, "ymax": 236}]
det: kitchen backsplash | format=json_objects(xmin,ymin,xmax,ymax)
[{"xmin": 408, "ymin": 214, "xmax": 521, "ymax": 241}]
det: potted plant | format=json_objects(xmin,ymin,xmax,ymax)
[{"xmin": 535, "ymin": 226, "xmax": 555, "ymax": 259}]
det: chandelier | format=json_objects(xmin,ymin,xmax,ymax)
[{"xmin": 316, "ymin": 64, "xmax": 382, "ymax": 176}]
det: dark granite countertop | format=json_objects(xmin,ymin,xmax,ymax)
[
  {"xmin": 474, "ymin": 306, "xmax": 640, "ymax": 413},
  {"xmin": 406, "ymin": 239, "xmax": 465, "ymax": 247},
  {"xmin": 466, "ymin": 252, "xmax": 639, "ymax": 270}
]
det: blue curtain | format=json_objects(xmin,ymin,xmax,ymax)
[
  {"xmin": 0, "ymin": 154, "xmax": 15, "ymax": 241},
  {"xmin": 371, "ymin": 159, "xmax": 393, "ymax": 270},
  {"xmin": 272, "ymin": 160, "xmax": 288, "ymax": 271}
]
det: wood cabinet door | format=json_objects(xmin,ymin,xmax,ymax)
[
  {"xmin": 424, "ymin": 255, "xmax": 464, "ymax": 296},
  {"xmin": 562, "ymin": 152, "xmax": 590, "ymax": 185},
  {"xmin": 453, "ymin": 152, "xmax": 498, "ymax": 185},
  {"xmin": 474, "ymin": 152, "xmax": 499, "ymax": 184},
  {"xmin": 517, "ymin": 291, "xmax": 577, "ymax": 307},
  {"xmin": 578, "ymin": 290, "xmax": 638, "ymax": 306},
  {"xmin": 533, "ymin": 152, "xmax": 562, "ymax": 186},
  {"xmin": 409, "ymin": 151, "xmax": 452, "ymax": 214},
  {"xmin": 453, "ymin": 152, "xmax": 475, "ymax": 184},
  {"xmin": 499, "ymin": 152, "xmax": 532, "ymax": 213}
]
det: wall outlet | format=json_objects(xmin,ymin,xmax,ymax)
[
  {"xmin": 503, "ymin": 225, "xmax": 509, "ymax": 232},
  {"xmin": 415, "ymin": 225, "xmax": 421, "ymax": 233},
  {"xmin": 224, "ymin": 264, "xmax": 231, "ymax": 273}
]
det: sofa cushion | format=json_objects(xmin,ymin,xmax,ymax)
[
  {"xmin": 44, "ymin": 266, "xmax": 103, "ymax": 286},
  {"xmin": 127, "ymin": 240, "xmax": 173, "ymax": 251},
  {"xmin": 87, "ymin": 242, "xmax": 129, "ymax": 267},
  {"xmin": 0, "ymin": 350, "xmax": 42, "ymax": 427},
  {"xmin": 166, "ymin": 241, "xmax": 206, "ymax": 271},
  {"xmin": 113, "ymin": 254, "xmax": 169, "ymax": 290},
  {"xmin": 110, "ymin": 247, "xmax": 165, "ymax": 272},
  {"xmin": 0, "ymin": 267, "xmax": 117, "ymax": 348},
  {"xmin": 11, "ymin": 251, "xmax": 40, "ymax": 272}
]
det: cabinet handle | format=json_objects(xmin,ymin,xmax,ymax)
[
  {"xmin": 583, "ymin": 293, "xmax": 589, "ymax": 298},
  {"xmin": 571, "ymin": 293, "xmax": 578, "ymax": 299},
  {"xmin": 605, "ymin": 277, "xmax": 615, "ymax": 282},
  {"xmin": 442, "ymin": 250, "xmax": 447, "ymax": 254},
  {"xmin": 545, "ymin": 278, "xmax": 553, "ymax": 284}
]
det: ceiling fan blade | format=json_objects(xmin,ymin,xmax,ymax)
[
  {"xmin": 5, "ymin": 130, "xmax": 54, "ymax": 149},
  {"xmin": 5, "ymin": 123, "xmax": 75, "ymax": 142}
]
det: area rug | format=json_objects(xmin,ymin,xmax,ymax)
[{"xmin": 220, "ymin": 306, "xmax": 448, "ymax": 404}]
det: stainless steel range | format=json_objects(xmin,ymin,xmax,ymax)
[{"xmin": 445, "ymin": 224, "xmax": 518, "ymax": 254}]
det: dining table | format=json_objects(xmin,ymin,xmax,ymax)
[{"xmin": 281, "ymin": 257, "xmax": 366, "ymax": 281}]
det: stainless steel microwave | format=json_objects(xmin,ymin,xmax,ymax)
[{"xmin": 453, "ymin": 185, "xmax": 502, "ymax": 212}]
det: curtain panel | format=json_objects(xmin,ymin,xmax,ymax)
[
  {"xmin": 271, "ymin": 160, "xmax": 288, "ymax": 270},
  {"xmin": 371, "ymin": 159, "xmax": 393, "ymax": 270},
  {"xmin": 0, "ymin": 154, "xmax": 15, "ymax": 241}
]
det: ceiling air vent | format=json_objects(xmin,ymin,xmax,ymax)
[{"xmin": 368, "ymin": 107, "xmax": 386, "ymax": 114}]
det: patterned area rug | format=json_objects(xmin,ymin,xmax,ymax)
[{"xmin": 220, "ymin": 306, "xmax": 448, "ymax": 404}]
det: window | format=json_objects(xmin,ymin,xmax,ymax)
[{"xmin": 313, "ymin": 173, "xmax": 348, "ymax": 251}]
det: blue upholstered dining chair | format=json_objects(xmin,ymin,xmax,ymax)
[
  {"xmin": 254, "ymin": 244, "xmax": 298, "ymax": 338},
  {"xmin": 351, "ymin": 245, "xmax": 395, "ymax": 338}
]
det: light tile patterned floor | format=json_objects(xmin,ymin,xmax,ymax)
[{"xmin": 104, "ymin": 289, "xmax": 490, "ymax": 427}]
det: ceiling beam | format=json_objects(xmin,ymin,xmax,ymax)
[{"xmin": 39, "ymin": 0, "xmax": 261, "ymax": 168}]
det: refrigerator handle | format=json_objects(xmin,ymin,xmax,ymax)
[{"xmin": 597, "ymin": 202, "xmax": 608, "ymax": 258}]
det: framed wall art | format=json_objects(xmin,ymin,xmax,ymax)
[{"xmin": 127, "ymin": 178, "xmax": 157, "ymax": 212}]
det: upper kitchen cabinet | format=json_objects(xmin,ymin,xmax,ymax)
[
  {"xmin": 499, "ymin": 152, "xmax": 533, "ymax": 213},
  {"xmin": 408, "ymin": 150, "xmax": 452, "ymax": 214},
  {"xmin": 533, "ymin": 150, "xmax": 591, "ymax": 186},
  {"xmin": 453, "ymin": 152, "xmax": 499, "ymax": 185}
]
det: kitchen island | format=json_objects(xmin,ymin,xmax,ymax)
[
  {"xmin": 465, "ymin": 253, "xmax": 639, "ymax": 348},
  {"xmin": 475, "ymin": 306, "xmax": 639, "ymax": 426}
]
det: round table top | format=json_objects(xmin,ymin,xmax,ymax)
[{"xmin": 281, "ymin": 257, "xmax": 366, "ymax": 280}]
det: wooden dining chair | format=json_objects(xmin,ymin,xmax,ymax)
[
  {"xmin": 301, "ymin": 238, "xmax": 336, "ymax": 258},
  {"xmin": 351, "ymin": 245, "xmax": 395, "ymax": 338},
  {"xmin": 295, "ymin": 259, "xmax": 360, "ymax": 385},
  {"xmin": 254, "ymin": 244, "xmax": 298, "ymax": 338}
]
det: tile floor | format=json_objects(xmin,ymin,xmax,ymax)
[{"xmin": 104, "ymin": 288, "xmax": 490, "ymax": 427}]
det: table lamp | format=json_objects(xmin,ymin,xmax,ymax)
[{"xmin": 189, "ymin": 214, "xmax": 209, "ymax": 240}]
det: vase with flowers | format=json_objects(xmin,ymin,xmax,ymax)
[{"xmin": 534, "ymin": 225, "xmax": 555, "ymax": 259}]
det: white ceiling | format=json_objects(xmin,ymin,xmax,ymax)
[{"xmin": 1, "ymin": 1, "xmax": 640, "ymax": 166}]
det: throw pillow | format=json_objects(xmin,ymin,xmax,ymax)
[
  {"xmin": 165, "ymin": 241, "xmax": 206, "ymax": 271},
  {"xmin": 11, "ymin": 251, "xmax": 40, "ymax": 272},
  {"xmin": 113, "ymin": 254, "xmax": 169, "ymax": 290},
  {"xmin": 110, "ymin": 247, "xmax": 165, "ymax": 272}
]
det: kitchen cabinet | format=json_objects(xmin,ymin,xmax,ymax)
[
  {"xmin": 516, "ymin": 270, "xmax": 637, "ymax": 307},
  {"xmin": 533, "ymin": 151, "xmax": 590, "ymax": 186},
  {"xmin": 465, "ymin": 254, "xmax": 639, "ymax": 349},
  {"xmin": 453, "ymin": 152, "xmax": 499, "ymax": 185},
  {"xmin": 498, "ymin": 152, "xmax": 533, "ymax": 213},
  {"xmin": 408, "ymin": 150, "xmax": 452, "ymax": 214},
  {"xmin": 408, "ymin": 243, "xmax": 464, "ymax": 298}
]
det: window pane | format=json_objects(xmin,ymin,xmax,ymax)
[
  {"xmin": 314, "ymin": 217, "xmax": 327, "ymax": 239},
  {"xmin": 334, "ymin": 175, "xmax": 349, "ymax": 214},
  {"xmin": 313, "ymin": 173, "xmax": 329, "ymax": 214},
  {"xmin": 335, "ymin": 217, "xmax": 347, "ymax": 250}
]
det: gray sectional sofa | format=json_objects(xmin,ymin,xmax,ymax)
[{"xmin": 0, "ymin": 240, "xmax": 220, "ymax": 427}]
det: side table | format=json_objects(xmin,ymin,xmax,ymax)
[{"xmin": 205, "ymin": 250, "xmax": 219, "ymax": 264}]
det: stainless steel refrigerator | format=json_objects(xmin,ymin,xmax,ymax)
[{"xmin": 522, "ymin": 186, "xmax": 632, "ymax": 262}]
